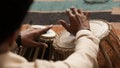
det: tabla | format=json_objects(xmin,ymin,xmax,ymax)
[
  {"xmin": 53, "ymin": 19, "xmax": 120, "ymax": 68},
  {"xmin": 17, "ymin": 25, "xmax": 56, "ymax": 61}
]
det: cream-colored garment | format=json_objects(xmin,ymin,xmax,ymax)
[{"xmin": 0, "ymin": 30, "xmax": 100, "ymax": 68}]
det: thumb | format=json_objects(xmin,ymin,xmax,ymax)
[
  {"xmin": 58, "ymin": 20, "xmax": 69, "ymax": 31},
  {"xmin": 39, "ymin": 26, "xmax": 52, "ymax": 34}
]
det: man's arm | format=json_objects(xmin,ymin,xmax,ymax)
[{"xmin": 64, "ymin": 30, "xmax": 99, "ymax": 68}]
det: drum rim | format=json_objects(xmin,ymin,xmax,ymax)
[{"xmin": 89, "ymin": 19, "xmax": 111, "ymax": 39}]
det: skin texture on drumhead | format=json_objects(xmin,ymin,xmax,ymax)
[
  {"xmin": 54, "ymin": 30, "xmax": 76, "ymax": 48},
  {"xmin": 89, "ymin": 19, "xmax": 110, "ymax": 39},
  {"xmin": 31, "ymin": 25, "xmax": 56, "ymax": 39},
  {"xmin": 54, "ymin": 19, "xmax": 110, "ymax": 48}
]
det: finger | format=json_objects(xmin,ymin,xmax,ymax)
[
  {"xmin": 78, "ymin": 9, "xmax": 84, "ymax": 15},
  {"xmin": 66, "ymin": 9, "xmax": 79, "ymax": 25},
  {"xmin": 75, "ymin": 15, "xmax": 82, "ymax": 25},
  {"xmin": 58, "ymin": 20, "xmax": 70, "ymax": 31},
  {"xmin": 80, "ymin": 12, "xmax": 90, "ymax": 20},
  {"xmin": 80, "ymin": 10, "xmax": 84, "ymax": 16},
  {"xmin": 74, "ymin": 9, "xmax": 83, "ymax": 25},
  {"xmin": 78, "ymin": 9, "xmax": 88, "ymax": 16},
  {"xmin": 74, "ymin": 9, "xmax": 82, "ymax": 25},
  {"xmin": 85, "ymin": 12, "xmax": 90, "ymax": 19},
  {"xmin": 66, "ymin": 9, "xmax": 74, "ymax": 17},
  {"xmin": 84, "ymin": 12, "xmax": 88, "ymax": 16},
  {"xmin": 70, "ymin": 8, "xmax": 75, "ymax": 14},
  {"xmin": 77, "ymin": 9, "xmax": 81, "ymax": 14},
  {"xmin": 71, "ymin": 8, "xmax": 79, "ymax": 15},
  {"xmin": 39, "ymin": 26, "xmax": 52, "ymax": 34}
]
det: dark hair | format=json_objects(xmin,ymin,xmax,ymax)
[{"xmin": 0, "ymin": 0, "xmax": 33, "ymax": 44}]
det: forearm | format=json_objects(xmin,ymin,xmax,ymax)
[{"xmin": 64, "ymin": 30, "xmax": 100, "ymax": 68}]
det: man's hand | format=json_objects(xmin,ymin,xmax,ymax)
[
  {"xmin": 20, "ymin": 26, "xmax": 52, "ymax": 48},
  {"xmin": 58, "ymin": 8, "xmax": 90, "ymax": 36}
]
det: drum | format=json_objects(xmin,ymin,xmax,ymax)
[
  {"xmin": 17, "ymin": 25, "xmax": 56, "ymax": 61},
  {"xmin": 53, "ymin": 19, "xmax": 120, "ymax": 68}
]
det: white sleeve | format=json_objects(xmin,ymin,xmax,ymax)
[
  {"xmin": 64, "ymin": 30, "xmax": 100, "ymax": 68},
  {"xmin": 34, "ymin": 30, "xmax": 100, "ymax": 68}
]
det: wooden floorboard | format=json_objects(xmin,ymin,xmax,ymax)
[{"xmin": 112, "ymin": 8, "xmax": 120, "ymax": 15}]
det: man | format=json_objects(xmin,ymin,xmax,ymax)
[{"xmin": 0, "ymin": 0, "xmax": 100, "ymax": 68}]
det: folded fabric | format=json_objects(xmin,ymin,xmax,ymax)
[{"xmin": 84, "ymin": 0, "xmax": 109, "ymax": 3}]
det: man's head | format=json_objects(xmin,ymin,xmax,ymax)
[{"xmin": 0, "ymin": 0, "xmax": 33, "ymax": 44}]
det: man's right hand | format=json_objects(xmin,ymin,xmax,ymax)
[{"xmin": 58, "ymin": 8, "xmax": 90, "ymax": 36}]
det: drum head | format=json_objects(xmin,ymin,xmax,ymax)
[
  {"xmin": 53, "ymin": 19, "xmax": 111, "ymax": 48},
  {"xmin": 89, "ymin": 19, "xmax": 110, "ymax": 39},
  {"xmin": 31, "ymin": 25, "xmax": 56, "ymax": 39}
]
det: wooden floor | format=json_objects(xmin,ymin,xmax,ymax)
[{"xmin": 112, "ymin": 8, "xmax": 120, "ymax": 15}]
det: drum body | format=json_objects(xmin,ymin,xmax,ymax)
[
  {"xmin": 17, "ymin": 36, "xmax": 54, "ymax": 61},
  {"xmin": 53, "ymin": 20, "xmax": 120, "ymax": 68}
]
